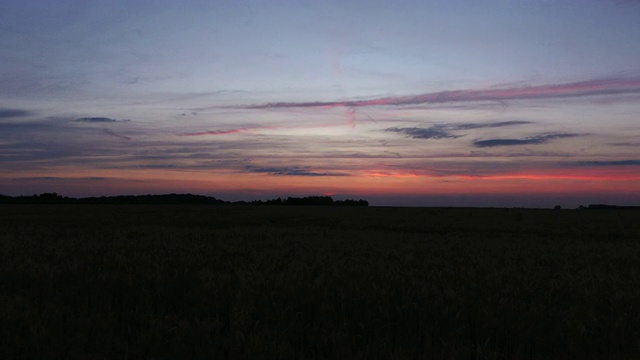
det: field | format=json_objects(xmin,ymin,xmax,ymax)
[{"xmin": 1, "ymin": 205, "xmax": 639, "ymax": 359}]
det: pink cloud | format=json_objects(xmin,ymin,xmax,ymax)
[{"xmin": 241, "ymin": 77, "xmax": 640, "ymax": 109}]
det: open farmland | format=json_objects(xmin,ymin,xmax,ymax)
[{"xmin": 1, "ymin": 205, "xmax": 639, "ymax": 359}]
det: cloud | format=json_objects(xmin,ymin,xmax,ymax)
[
  {"xmin": 239, "ymin": 78, "xmax": 640, "ymax": 109},
  {"xmin": 608, "ymin": 142, "xmax": 640, "ymax": 147},
  {"xmin": 14, "ymin": 176, "xmax": 108, "ymax": 182},
  {"xmin": 386, "ymin": 120, "xmax": 532, "ymax": 140},
  {"xmin": 103, "ymin": 129, "xmax": 131, "ymax": 141},
  {"xmin": 569, "ymin": 160, "xmax": 640, "ymax": 166},
  {"xmin": 386, "ymin": 127, "xmax": 460, "ymax": 139},
  {"xmin": 75, "ymin": 117, "xmax": 129, "ymax": 123},
  {"xmin": 0, "ymin": 120, "xmax": 57, "ymax": 132},
  {"xmin": 135, "ymin": 164, "xmax": 180, "ymax": 169},
  {"xmin": 473, "ymin": 133, "xmax": 580, "ymax": 147},
  {"xmin": 0, "ymin": 109, "xmax": 32, "ymax": 118},
  {"xmin": 246, "ymin": 166, "xmax": 348, "ymax": 177},
  {"xmin": 179, "ymin": 118, "xmax": 354, "ymax": 137},
  {"xmin": 180, "ymin": 127, "xmax": 265, "ymax": 136},
  {"xmin": 453, "ymin": 120, "xmax": 532, "ymax": 130}
]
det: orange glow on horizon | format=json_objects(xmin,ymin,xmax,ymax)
[{"xmin": 2, "ymin": 164, "xmax": 640, "ymax": 199}]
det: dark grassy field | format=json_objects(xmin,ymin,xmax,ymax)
[{"xmin": 1, "ymin": 205, "xmax": 639, "ymax": 359}]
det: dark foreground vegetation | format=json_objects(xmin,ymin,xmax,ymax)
[
  {"xmin": 0, "ymin": 193, "xmax": 369, "ymax": 206},
  {"xmin": 1, "ymin": 205, "xmax": 639, "ymax": 359}
]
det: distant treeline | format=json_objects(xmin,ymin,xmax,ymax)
[
  {"xmin": 237, "ymin": 196, "xmax": 369, "ymax": 206},
  {"xmin": 584, "ymin": 204, "xmax": 640, "ymax": 210},
  {"xmin": 0, "ymin": 193, "xmax": 369, "ymax": 206}
]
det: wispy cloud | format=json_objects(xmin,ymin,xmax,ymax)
[
  {"xmin": 0, "ymin": 109, "xmax": 32, "ymax": 118},
  {"xmin": 454, "ymin": 121, "xmax": 532, "ymax": 130},
  {"xmin": 386, "ymin": 127, "xmax": 460, "ymax": 139},
  {"xmin": 386, "ymin": 120, "xmax": 532, "ymax": 140},
  {"xmin": 14, "ymin": 176, "xmax": 109, "ymax": 182},
  {"xmin": 103, "ymin": 129, "xmax": 131, "ymax": 141},
  {"xmin": 608, "ymin": 142, "xmax": 640, "ymax": 147},
  {"xmin": 569, "ymin": 160, "xmax": 640, "ymax": 166},
  {"xmin": 75, "ymin": 117, "xmax": 130, "ymax": 123},
  {"xmin": 473, "ymin": 133, "xmax": 580, "ymax": 147},
  {"xmin": 239, "ymin": 78, "xmax": 640, "ymax": 109},
  {"xmin": 246, "ymin": 166, "xmax": 349, "ymax": 177},
  {"xmin": 180, "ymin": 126, "xmax": 273, "ymax": 136},
  {"xmin": 179, "ymin": 118, "xmax": 353, "ymax": 137}
]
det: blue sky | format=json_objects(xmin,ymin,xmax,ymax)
[{"xmin": 2, "ymin": 0, "xmax": 640, "ymax": 207}]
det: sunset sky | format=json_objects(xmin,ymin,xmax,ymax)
[{"xmin": 2, "ymin": 0, "xmax": 640, "ymax": 207}]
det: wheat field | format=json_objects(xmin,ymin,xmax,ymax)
[{"xmin": 1, "ymin": 205, "xmax": 639, "ymax": 359}]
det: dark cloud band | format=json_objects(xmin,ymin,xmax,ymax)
[
  {"xmin": 570, "ymin": 160, "xmax": 640, "ymax": 166},
  {"xmin": 473, "ymin": 133, "xmax": 579, "ymax": 147},
  {"xmin": 0, "ymin": 109, "xmax": 32, "ymax": 118},
  {"xmin": 246, "ymin": 166, "xmax": 348, "ymax": 177},
  {"xmin": 386, "ymin": 121, "xmax": 532, "ymax": 140},
  {"xmin": 386, "ymin": 127, "xmax": 460, "ymax": 140},
  {"xmin": 75, "ymin": 117, "xmax": 130, "ymax": 123}
]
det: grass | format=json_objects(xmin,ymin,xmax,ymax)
[{"xmin": 1, "ymin": 205, "xmax": 639, "ymax": 359}]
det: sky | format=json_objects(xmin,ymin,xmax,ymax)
[{"xmin": 1, "ymin": 0, "xmax": 640, "ymax": 207}]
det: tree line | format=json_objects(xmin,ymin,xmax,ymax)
[
  {"xmin": 0, "ymin": 193, "xmax": 369, "ymax": 206},
  {"xmin": 236, "ymin": 196, "xmax": 368, "ymax": 206}
]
